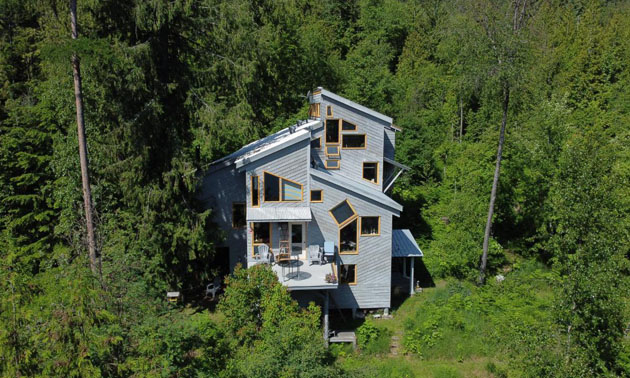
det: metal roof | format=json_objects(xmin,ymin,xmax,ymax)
[
  {"xmin": 247, "ymin": 207, "xmax": 312, "ymax": 222},
  {"xmin": 383, "ymin": 156, "xmax": 411, "ymax": 171},
  {"xmin": 392, "ymin": 229, "xmax": 423, "ymax": 257},
  {"xmin": 310, "ymin": 168, "xmax": 403, "ymax": 213},
  {"xmin": 208, "ymin": 119, "xmax": 320, "ymax": 172},
  {"xmin": 317, "ymin": 88, "xmax": 393, "ymax": 124}
]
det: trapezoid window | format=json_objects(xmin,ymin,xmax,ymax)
[
  {"xmin": 263, "ymin": 171, "xmax": 303, "ymax": 202},
  {"xmin": 329, "ymin": 199, "xmax": 357, "ymax": 226},
  {"xmin": 342, "ymin": 120, "xmax": 357, "ymax": 131},
  {"xmin": 342, "ymin": 134, "xmax": 366, "ymax": 149},
  {"xmin": 325, "ymin": 119, "xmax": 340, "ymax": 144},
  {"xmin": 311, "ymin": 137, "xmax": 321, "ymax": 149},
  {"xmin": 339, "ymin": 218, "xmax": 358, "ymax": 254}
]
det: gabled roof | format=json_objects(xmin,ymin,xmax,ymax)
[
  {"xmin": 316, "ymin": 87, "xmax": 393, "ymax": 125},
  {"xmin": 392, "ymin": 229, "xmax": 423, "ymax": 257},
  {"xmin": 208, "ymin": 119, "xmax": 320, "ymax": 172},
  {"xmin": 310, "ymin": 168, "xmax": 403, "ymax": 214}
]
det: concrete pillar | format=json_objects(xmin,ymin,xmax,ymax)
[
  {"xmin": 410, "ymin": 257, "xmax": 415, "ymax": 296},
  {"xmin": 323, "ymin": 291, "xmax": 329, "ymax": 345}
]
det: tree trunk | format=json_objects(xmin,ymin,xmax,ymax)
[
  {"xmin": 478, "ymin": 83, "xmax": 509, "ymax": 285},
  {"xmin": 459, "ymin": 97, "xmax": 464, "ymax": 143},
  {"xmin": 70, "ymin": 0, "xmax": 100, "ymax": 277}
]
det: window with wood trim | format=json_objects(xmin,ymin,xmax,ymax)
[
  {"xmin": 329, "ymin": 199, "xmax": 357, "ymax": 226},
  {"xmin": 326, "ymin": 105, "xmax": 333, "ymax": 118},
  {"xmin": 310, "ymin": 137, "xmax": 321, "ymax": 149},
  {"xmin": 310, "ymin": 189, "xmax": 323, "ymax": 202},
  {"xmin": 325, "ymin": 160, "xmax": 340, "ymax": 169},
  {"xmin": 252, "ymin": 222, "xmax": 271, "ymax": 256},
  {"xmin": 339, "ymin": 264, "xmax": 357, "ymax": 284},
  {"xmin": 251, "ymin": 176, "xmax": 260, "ymax": 207},
  {"xmin": 309, "ymin": 103, "xmax": 320, "ymax": 118},
  {"xmin": 360, "ymin": 216, "xmax": 380, "ymax": 236},
  {"xmin": 342, "ymin": 134, "xmax": 366, "ymax": 149},
  {"xmin": 362, "ymin": 162, "xmax": 379, "ymax": 183},
  {"xmin": 325, "ymin": 145, "xmax": 340, "ymax": 157},
  {"xmin": 325, "ymin": 119, "xmax": 340, "ymax": 144},
  {"xmin": 232, "ymin": 203, "xmax": 246, "ymax": 228},
  {"xmin": 263, "ymin": 172, "xmax": 303, "ymax": 202},
  {"xmin": 339, "ymin": 218, "xmax": 358, "ymax": 254},
  {"xmin": 282, "ymin": 179, "xmax": 302, "ymax": 201},
  {"xmin": 342, "ymin": 120, "xmax": 357, "ymax": 131}
]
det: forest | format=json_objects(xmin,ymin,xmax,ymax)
[{"xmin": 1, "ymin": 0, "xmax": 629, "ymax": 376}]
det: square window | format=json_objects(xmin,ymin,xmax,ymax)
[
  {"xmin": 330, "ymin": 199, "xmax": 357, "ymax": 225},
  {"xmin": 326, "ymin": 145, "xmax": 340, "ymax": 156},
  {"xmin": 362, "ymin": 162, "xmax": 378, "ymax": 183},
  {"xmin": 361, "ymin": 217, "xmax": 380, "ymax": 236},
  {"xmin": 310, "ymin": 190, "xmax": 323, "ymax": 202}
]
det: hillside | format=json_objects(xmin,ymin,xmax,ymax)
[{"xmin": 1, "ymin": 0, "xmax": 629, "ymax": 377}]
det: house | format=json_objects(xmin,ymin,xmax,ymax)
[{"xmin": 198, "ymin": 87, "xmax": 423, "ymax": 317}]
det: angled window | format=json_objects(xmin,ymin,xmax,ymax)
[
  {"xmin": 311, "ymin": 137, "xmax": 321, "ymax": 149},
  {"xmin": 342, "ymin": 120, "xmax": 357, "ymax": 131},
  {"xmin": 326, "ymin": 105, "xmax": 333, "ymax": 118},
  {"xmin": 325, "ymin": 160, "xmax": 340, "ymax": 170},
  {"xmin": 329, "ymin": 199, "xmax": 357, "ymax": 226},
  {"xmin": 281, "ymin": 179, "xmax": 302, "ymax": 201},
  {"xmin": 264, "ymin": 171, "xmax": 303, "ymax": 202},
  {"xmin": 232, "ymin": 203, "xmax": 246, "ymax": 228},
  {"xmin": 362, "ymin": 162, "xmax": 378, "ymax": 184},
  {"xmin": 342, "ymin": 134, "xmax": 366, "ymax": 149},
  {"xmin": 251, "ymin": 175, "xmax": 260, "ymax": 207},
  {"xmin": 326, "ymin": 145, "xmax": 340, "ymax": 157},
  {"xmin": 339, "ymin": 219, "xmax": 358, "ymax": 254},
  {"xmin": 310, "ymin": 189, "xmax": 323, "ymax": 203},
  {"xmin": 325, "ymin": 119, "xmax": 340, "ymax": 144},
  {"xmin": 360, "ymin": 216, "xmax": 380, "ymax": 236},
  {"xmin": 264, "ymin": 172, "xmax": 280, "ymax": 201},
  {"xmin": 339, "ymin": 264, "xmax": 357, "ymax": 285}
]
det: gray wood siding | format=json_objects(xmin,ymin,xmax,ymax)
[
  {"xmin": 384, "ymin": 128, "xmax": 395, "ymax": 160},
  {"xmin": 245, "ymin": 139, "xmax": 310, "ymax": 208},
  {"xmin": 308, "ymin": 175, "xmax": 393, "ymax": 309},
  {"xmin": 315, "ymin": 95, "xmax": 386, "ymax": 192},
  {"xmin": 198, "ymin": 165, "xmax": 247, "ymax": 271}
]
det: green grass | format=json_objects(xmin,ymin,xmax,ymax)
[{"xmin": 338, "ymin": 260, "xmax": 556, "ymax": 377}]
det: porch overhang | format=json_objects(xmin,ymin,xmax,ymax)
[
  {"xmin": 392, "ymin": 229, "xmax": 423, "ymax": 258},
  {"xmin": 246, "ymin": 207, "xmax": 312, "ymax": 223}
]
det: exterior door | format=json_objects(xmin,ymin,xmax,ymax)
[{"xmin": 289, "ymin": 223, "xmax": 306, "ymax": 259}]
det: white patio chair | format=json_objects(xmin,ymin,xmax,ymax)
[
  {"xmin": 308, "ymin": 245, "xmax": 322, "ymax": 265},
  {"xmin": 257, "ymin": 244, "xmax": 271, "ymax": 264},
  {"xmin": 205, "ymin": 277, "xmax": 221, "ymax": 300}
]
